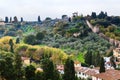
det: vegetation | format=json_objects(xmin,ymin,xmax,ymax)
[
  {"xmin": 0, "ymin": 11, "xmax": 120, "ymax": 79},
  {"xmin": 63, "ymin": 58, "xmax": 75, "ymax": 80},
  {"xmin": 99, "ymin": 57, "xmax": 105, "ymax": 73}
]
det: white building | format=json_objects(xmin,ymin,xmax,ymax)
[
  {"xmin": 75, "ymin": 67, "xmax": 99, "ymax": 80},
  {"xmin": 104, "ymin": 57, "xmax": 114, "ymax": 69}
]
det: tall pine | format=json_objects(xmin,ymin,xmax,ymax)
[
  {"xmin": 38, "ymin": 16, "xmax": 41, "ymax": 22},
  {"xmin": 85, "ymin": 50, "xmax": 92, "ymax": 66},
  {"xmin": 99, "ymin": 57, "xmax": 105, "ymax": 73},
  {"xmin": 25, "ymin": 65, "xmax": 36, "ymax": 80},
  {"xmin": 42, "ymin": 58, "xmax": 61, "ymax": 80},
  {"xmin": 63, "ymin": 58, "xmax": 75, "ymax": 80},
  {"xmin": 9, "ymin": 39, "xmax": 14, "ymax": 53}
]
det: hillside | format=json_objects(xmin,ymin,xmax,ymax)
[{"xmin": 0, "ymin": 14, "xmax": 112, "ymax": 56}]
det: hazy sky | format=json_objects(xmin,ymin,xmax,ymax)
[{"xmin": 0, "ymin": 0, "xmax": 119, "ymax": 21}]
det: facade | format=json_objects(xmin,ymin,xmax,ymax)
[
  {"xmin": 113, "ymin": 48, "xmax": 120, "ymax": 58},
  {"xmin": 56, "ymin": 65, "xmax": 64, "ymax": 74},
  {"xmin": 75, "ymin": 67, "xmax": 99, "ymax": 80},
  {"xmin": 104, "ymin": 57, "xmax": 114, "ymax": 69},
  {"xmin": 21, "ymin": 57, "xmax": 30, "ymax": 66},
  {"xmin": 0, "ymin": 18, "xmax": 5, "ymax": 25}
]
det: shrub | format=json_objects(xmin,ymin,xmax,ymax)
[{"xmin": 24, "ymin": 35, "xmax": 36, "ymax": 45}]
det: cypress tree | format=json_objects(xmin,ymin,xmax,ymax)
[
  {"xmin": 9, "ymin": 39, "xmax": 14, "ymax": 53},
  {"xmin": 10, "ymin": 17, "xmax": 12, "ymax": 23},
  {"xmin": 14, "ymin": 16, "xmax": 18, "ymax": 23},
  {"xmin": 38, "ymin": 16, "xmax": 41, "ymax": 22},
  {"xmin": 25, "ymin": 65, "xmax": 36, "ymax": 80},
  {"xmin": 85, "ymin": 50, "xmax": 92, "ymax": 66},
  {"xmin": 63, "ymin": 58, "xmax": 75, "ymax": 80},
  {"xmin": 21, "ymin": 17, "xmax": 23, "ymax": 22},
  {"xmin": 16, "ymin": 37, "xmax": 20, "ymax": 44},
  {"xmin": 99, "ymin": 57, "xmax": 105, "ymax": 73},
  {"xmin": 42, "ymin": 58, "xmax": 55, "ymax": 80},
  {"xmin": 96, "ymin": 52, "xmax": 101, "ymax": 66},
  {"xmin": 5, "ymin": 17, "xmax": 9, "ymax": 23}
]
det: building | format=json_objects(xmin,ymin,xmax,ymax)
[
  {"xmin": 74, "ymin": 61, "xmax": 81, "ymax": 67},
  {"xmin": 75, "ymin": 67, "xmax": 99, "ymax": 80},
  {"xmin": 21, "ymin": 57, "xmax": 30, "ymax": 66},
  {"xmin": 73, "ymin": 12, "xmax": 78, "ymax": 17},
  {"xmin": 62, "ymin": 15, "xmax": 69, "ymax": 22},
  {"xmin": 0, "ymin": 18, "xmax": 5, "ymax": 26},
  {"xmin": 113, "ymin": 48, "xmax": 120, "ymax": 58},
  {"xmin": 94, "ymin": 69, "xmax": 120, "ymax": 80},
  {"xmin": 93, "ymin": 26, "xmax": 99, "ymax": 33},
  {"xmin": 56, "ymin": 65, "xmax": 64, "ymax": 74},
  {"xmin": 104, "ymin": 57, "xmax": 114, "ymax": 69}
]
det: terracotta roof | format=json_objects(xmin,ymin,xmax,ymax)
[
  {"xmin": 36, "ymin": 68, "xmax": 43, "ymax": 72},
  {"xmin": 94, "ymin": 69, "xmax": 120, "ymax": 80},
  {"xmin": 74, "ymin": 61, "xmax": 81, "ymax": 64},
  {"xmin": 56, "ymin": 65, "xmax": 64, "ymax": 70},
  {"xmin": 75, "ymin": 67, "xmax": 99, "ymax": 76},
  {"xmin": 21, "ymin": 57, "xmax": 30, "ymax": 60}
]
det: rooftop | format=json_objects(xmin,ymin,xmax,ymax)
[
  {"xmin": 94, "ymin": 69, "xmax": 120, "ymax": 80},
  {"xmin": 75, "ymin": 67, "xmax": 99, "ymax": 76}
]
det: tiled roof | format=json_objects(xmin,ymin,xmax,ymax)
[
  {"xmin": 94, "ymin": 69, "xmax": 120, "ymax": 80},
  {"xmin": 21, "ymin": 57, "xmax": 30, "ymax": 60},
  {"xmin": 56, "ymin": 65, "xmax": 64, "ymax": 70},
  {"xmin": 75, "ymin": 67, "xmax": 99, "ymax": 76}
]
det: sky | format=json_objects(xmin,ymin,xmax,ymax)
[{"xmin": 0, "ymin": 0, "xmax": 120, "ymax": 21}]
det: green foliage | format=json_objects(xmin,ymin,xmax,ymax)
[
  {"xmin": 0, "ymin": 51, "xmax": 15, "ymax": 80},
  {"xmin": 42, "ymin": 58, "xmax": 60, "ymax": 80},
  {"xmin": 63, "ymin": 58, "xmax": 75, "ymax": 80},
  {"xmin": 25, "ymin": 65, "xmax": 36, "ymax": 80},
  {"xmin": 16, "ymin": 37, "xmax": 20, "ymax": 44},
  {"xmin": 36, "ymin": 32, "xmax": 44, "ymax": 40},
  {"xmin": 24, "ymin": 35, "xmax": 36, "ymax": 45},
  {"xmin": 14, "ymin": 53, "xmax": 24, "ymax": 80},
  {"xmin": 99, "ymin": 57, "xmax": 105, "ymax": 73},
  {"xmin": 67, "ymin": 28, "xmax": 79, "ymax": 33},
  {"xmin": 84, "ymin": 51, "xmax": 92, "ymax": 66},
  {"xmin": 76, "ymin": 53, "xmax": 85, "ymax": 63},
  {"xmin": 35, "ymin": 72, "xmax": 44, "ymax": 80},
  {"xmin": 9, "ymin": 39, "xmax": 14, "ymax": 53}
]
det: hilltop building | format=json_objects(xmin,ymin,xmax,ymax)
[
  {"xmin": 0, "ymin": 18, "xmax": 5, "ymax": 25},
  {"xmin": 113, "ymin": 48, "xmax": 120, "ymax": 58}
]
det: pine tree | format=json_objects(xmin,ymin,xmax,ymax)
[
  {"xmin": 14, "ymin": 16, "xmax": 18, "ymax": 23},
  {"xmin": 25, "ymin": 65, "xmax": 36, "ymax": 80},
  {"xmin": 35, "ymin": 72, "xmax": 44, "ymax": 80},
  {"xmin": 63, "ymin": 58, "xmax": 75, "ymax": 80},
  {"xmin": 42, "ymin": 58, "xmax": 55, "ymax": 80},
  {"xmin": 85, "ymin": 50, "xmax": 92, "ymax": 66},
  {"xmin": 21, "ymin": 17, "xmax": 23, "ymax": 22},
  {"xmin": 14, "ymin": 53, "xmax": 24, "ymax": 80},
  {"xmin": 0, "ymin": 52, "xmax": 15, "ymax": 80},
  {"xmin": 10, "ymin": 17, "xmax": 12, "ymax": 23},
  {"xmin": 16, "ymin": 37, "xmax": 20, "ymax": 44},
  {"xmin": 9, "ymin": 39, "xmax": 14, "ymax": 53},
  {"xmin": 5, "ymin": 17, "xmax": 9, "ymax": 23},
  {"xmin": 94, "ymin": 52, "xmax": 101, "ymax": 67},
  {"xmin": 91, "ymin": 12, "xmax": 96, "ymax": 19},
  {"xmin": 38, "ymin": 16, "xmax": 41, "ymax": 22},
  {"xmin": 99, "ymin": 57, "xmax": 105, "ymax": 73}
]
